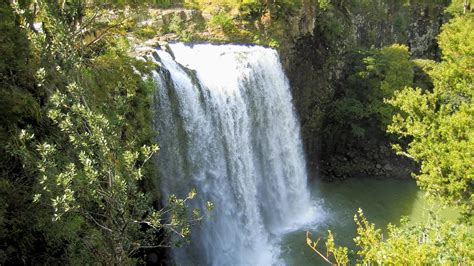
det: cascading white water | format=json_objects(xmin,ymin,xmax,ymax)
[{"xmin": 151, "ymin": 43, "xmax": 314, "ymax": 265}]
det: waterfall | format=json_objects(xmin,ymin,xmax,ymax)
[{"xmin": 151, "ymin": 43, "xmax": 313, "ymax": 265}]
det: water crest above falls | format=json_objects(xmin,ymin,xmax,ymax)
[{"xmin": 150, "ymin": 43, "xmax": 315, "ymax": 265}]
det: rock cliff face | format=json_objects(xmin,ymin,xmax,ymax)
[
  {"xmin": 277, "ymin": 1, "xmax": 448, "ymax": 179},
  {"xmin": 133, "ymin": 1, "xmax": 448, "ymax": 180}
]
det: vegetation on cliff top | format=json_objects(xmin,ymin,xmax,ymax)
[{"xmin": 135, "ymin": 0, "xmax": 307, "ymax": 46}]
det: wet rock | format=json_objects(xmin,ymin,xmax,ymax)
[
  {"xmin": 333, "ymin": 169, "xmax": 343, "ymax": 178},
  {"xmin": 383, "ymin": 164, "xmax": 393, "ymax": 171}
]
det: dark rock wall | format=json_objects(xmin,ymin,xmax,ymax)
[{"xmin": 278, "ymin": 1, "xmax": 448, "ymax": 179}]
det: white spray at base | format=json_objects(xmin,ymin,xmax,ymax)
[{"xmin": 151, "ymin": 43, "xmax": 316, "ymax": 265}]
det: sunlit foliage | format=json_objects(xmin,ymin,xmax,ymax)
[
  {"xmin": 388, "ymin": 12, "xmax": 473, "ymax": 217},
  {"xmin": 0, "ymin": 1, "xmax": 201, "ymax": 264},
  {"xmin": 308, "ymin": 209, "xmax": 473, "ymax": 265},
  {"xmin": 309, "ymin": 4, "xmax": 473, "ymax": 264}
]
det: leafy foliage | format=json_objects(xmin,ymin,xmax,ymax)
[
  {"xmin": 326, "ymin": 44, "xmax": 414, "ymax": 141},
  {"xmin": 306, "ymin": 230, "xmax": 349, "ymax": 265},
  {"xmin": 387, "ymin": 12, "xmax": 473, "ymax": 216},
  {"xmin": 209, "ymin": 11, "xmax": 236, "ymax": 34},
  {"xmin": 163, "ymin": 13, "xmax": 201, "ymax": 41},
  {"xmin": 308, "ymin": 209, "xmax": 473, "ymax": 265},
  {"xmin": 177, "ymin": 0, "xmax": 303, "ymax": 45},
  {"xmin": 362, "ymin": 44, "xmax": 414, "ymax": 126},
  {"xmin": 309, "ymin": 5, "xmax": 473, "ymax": 264},
  {"xmin": 0, "ymin": 1, "xmax": 202, "ymax": 264},
  {"xmin": 317, "ymin": 0, "xmax": 332, "ymax": 11}
]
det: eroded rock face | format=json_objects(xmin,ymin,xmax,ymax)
[
  {"xmin": 277, "ymin": 1, "xmax": 447, "ymax": 179},
  {"xmin": 132, "ymin": 2, "xmax": 447, "ymax": 180},
  {"xmin": 288, "ymin": 0, "xmax": 318, "ymax": 39}
]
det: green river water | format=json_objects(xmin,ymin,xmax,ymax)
[{"xmin": 279, "ymin": 178, "xmax": 458, "ymax": 265}]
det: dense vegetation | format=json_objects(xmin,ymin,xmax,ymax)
[
  {"xmin": 327, "ymin": 44, "xmax": 414, "ymax": 139},
  {"xmin": 132, "ymin": 0, "xmax": 308, "ymax": 46},
  {"xmin": 0, "ymin": 1, "xmax": 202, "ymax": 264},
  {"xmin": 308, "ymin": 1, "xmax": 473, "ymax": 264},
  {"xmin": 1, "ymin": 0, "xmax": 472, "ymax": 264},
  {"xmin": 388, "ymin": 12, "xmax": 473, "ymax": 217}
]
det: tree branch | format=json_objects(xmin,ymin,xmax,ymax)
[
  {"xmin": 84, "ymin": 21, "xmax": 125, "ymax": 48},
  {"xmin": 306, "ymin": 232, "xmax": 335, "ymax": 265}
]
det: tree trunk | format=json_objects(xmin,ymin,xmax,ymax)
[{"xmin": 464, "ymin": 0, "xmax": 471, "ymax": 14}]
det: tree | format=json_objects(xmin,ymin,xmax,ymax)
[
  {"xmin": 326, "ymin": 44, "xmax": 413, "ymax": 139},
  {"xmin": 307, "ymin": 209, "xmax": 473, "ymax": 265},
  {"xmin": 387, "ymin": 13, "xmax": 473, "ymax": 216},
  {"xmin": 307, "ymin": 5, "xmax": 473, "ymax": 265},
  {"xmin": 1, "ymin": 1, "xmax": 203, "ymax": 263}
]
